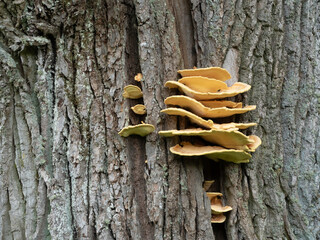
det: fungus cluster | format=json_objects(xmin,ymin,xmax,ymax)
[
  {"xmin": 118, "ymin": 74, "xmax": 154, "ymax": 137},
  {"xmin": 159, "ymin": 67, "xmax": 261, "ymax": 223}
]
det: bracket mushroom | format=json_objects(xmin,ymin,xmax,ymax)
[
  {"xmin": 123, "ymin": 85, "xmax": 143, "ymax": 99},
  {"xmin": 164, "ymin": 95, "xmax": 256, "ymax": 118},
  {"xmin": 118, "ymin": 123, "xmax": 155, "ymax": 137},
  {"xmin": 170, "ymin": 141, "xmax": 252, "ymax": 163},
  {"xmin": 178, "ymin": 67, "xmax": 231, "ymax": 81},
  {"xmin": 131, "ymin": 104, "xmax": 147, "ymax": 115},
  {"xmin": 165, "ymin": 81, "xmax": 251, "ymax": 100}
]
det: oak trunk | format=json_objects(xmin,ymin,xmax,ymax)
[{"xmin": 0, "ymin": 0, "xmax": 319, "ymax": 239}]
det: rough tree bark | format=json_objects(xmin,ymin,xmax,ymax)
[{"xmin": 0, "ymin": 0, "xmax": 319, "ymax": 240}]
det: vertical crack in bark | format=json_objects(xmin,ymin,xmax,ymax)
[
  {"xmin": 168, "ymin": 0, "xmax": 197, "ymax": 68},
  {"xmin": 123, "ymin": 1, "xmax": 154, "ymax": 239}
]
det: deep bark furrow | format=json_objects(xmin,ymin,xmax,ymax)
[{"xmin": 168, "ymin": 0, "xmax": 197, "ymax": 69}]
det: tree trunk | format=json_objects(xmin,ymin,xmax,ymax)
[{"xmin": 0, "ymin": 0, "xmax": 319, "ymax": 239}]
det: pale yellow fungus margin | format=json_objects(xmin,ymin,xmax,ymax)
[
  {"xmin": 178, "ymin": 76, "xmax": 228, "ymax": 93},
  {"xmin": 134, "ymin": 73, "xmax": 143, "ymax": 82},
  {"xmin": 164, "ymin": 95, "xmax": 256, "ymax": 118},
  {"xmin": 178, "ymin": 67, "xmax": 231, "ymax": 81},
  {"xmin": 200, "ymin": 100, "xmax": 242, "ymax": 108},
  {"xmin": 131, "ymin": 104, "xmax": 146, "ymax": 115},
  {"xmin": 165, "ymin": 81, "xmax": 251, "ymax": 100},
  {"xmin": 159, "ymin": 128, "xmax": 254, "ymax": 150},
  {"xmin": 118, "ymin": 123, "xmax": 155, "ymax": 137},
  {"xmin": 170, "ymin": 142, "xmax": 251, "ymax": 163},
  {"xmin": 122, "ymin": 85, "xmax": 143, "ymax": 99},
  {"xmin": 247, "ymin": 135, "xmax": 262, "ymax": 152},
  {"xmin": 161, "ymin": 108, "xmax": 214, "ymax": 129},
  {"xmin": 161, "ymin": 108, "xmax": 257, "ymax": 130}
]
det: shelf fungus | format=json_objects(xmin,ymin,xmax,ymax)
[
  {"xmin": 159, "ymin": 128, "xmax": 256, "ymax": 151},
  {"xmin": 118, "ymin": 123, "xmax": 155, "ymax": 137},
  {"xmin": 161, "ymin": 108, "xmax": 257, "ymax": 130},
  {"xmin": 207, "ymin": 192, "xmax": 232, "ymax": 223},
  {"xmin": 200, "ymin": 100, "xmax": 243, "ymax": 108},
  {"xmin": 131, "ymin": 104, "xmax": 146, "ymax": 115},
  {"xmin": 178, "ymin": 67, "xmax": 231, "ymax": 81},
  {"xmin": 164, "ymin": 95, "xmax": 256, "ymax": 118},
  {"xmin": 170, "ymin": 142, "xmax": 251, "ymax": 163},
  {"xmin": 165, "ymin": 81, "xmax": 251, "ymax": 100},
  {"xmin": 211, "ymin": 214, "xmax": 226, "ymax": 223},
  {"xmin": 122, "ymin": 85, "xmax": 143, "ymax": 99},
  {"xmin": 178, "ymin": 76, "xmax": 228, "ymax": 93}
]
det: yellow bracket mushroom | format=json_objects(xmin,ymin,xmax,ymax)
[
  {"xmin": 122, "ymin": 85, "xmax": 143, "ymax": 99},
  {"xmin": 164, "ymin": 95, "xmax": 256, "ymax": 118},
  {"xmin": 161, "ymin": 108, "xmax": 257, "ymax": 130},
  {"xmin": 165, "ymin": 81, "xmax": 251, "ymax": 100},
  {"xmin": 118, "ymin": 123, "xmax": 155, "ymax": 137},
  {"xmin": 178, "ymin": 67, "xmax": 231, "ymax": 81},
  {"xmin": 207, "ymin": 192, "xmax": 232, "ymax": 223},
  {"xmin": 170, "ymin": 141, "xmax": 251, "ymax": 163},
  {"xmin": 207, "ymin": 193, "xmax": 233, "ymax": 214},
  {"xmin": 211, "ymin": 214, "xmax": 226, "ymax": 223},
  {"xmin": 159, "ymin": 128, "xmax": 260, "ymax": 151},
  {"xmin": 178, "ymin": 76, "xmax": 228, "ymax": 93},
  {"xmin": 200, "ymin": 100, "xmax": 242, "ymax": 108},
  {"xmin": 131, "ymin": 104, "xmax": 146, "ymax": 115}
]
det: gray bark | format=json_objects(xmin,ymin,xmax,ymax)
[{"xmin": 0, "ymin": 0, "xmax": 319, "ymax": 240}]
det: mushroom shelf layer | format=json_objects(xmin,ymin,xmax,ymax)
[
  {"xmin": 170, "ymin": 142, "xmax": 251, "ymax": 163},
  {"xmin": 178, "ymin": 76, "xmax": 228, "ymax": 93},
  {"xmin": 178, "ymin": 67, "xmax": 231, "ymax": 81},
  {"xmin": 165, "ymin": 81, "xmax": 251, "ymax": 100},
  {"xmin": 211, "ymin": 214, "xmax": 226, "ymax": 223},
  {"xmin": 161, "ymin": 108, "xmax": 257, "ymax": 130},
  {"xmin": 159, "ymin": 128, "xmax": 260, "ymax": 151},
  {"xmin": 200, "ymin": 100, "xmax": 242, "ymax": 108},
  {"xmin": 122, "ymin": 85, "xmax": 143, "ymax": 99},
  {"xmin": 118, "ymin": 123, "xmax": 155, "ymax": 137},
  {"xmin": 164, "ymin": 95, "xmax": 256, "ymax": 118}
]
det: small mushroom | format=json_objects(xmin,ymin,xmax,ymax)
[
  {"xmin": 122, "ymin": 85, "xmax": 143, "ymax": 99},
  {"xmin": 134, "ymin": 73, "xmax": 143, "ymax": 82},
  {"xmin": 247, "ymin": 135, "xmax": 262, "ymax": 152},
  {"xmin": 178, "ymin": 76, "xmax": 228, "ymax": 93},
  {"xmin": 159, "ymin": 128, "xmax": 254, "ymax": 150},
  {"xmin": 118, "ymin": 123, "xmax": 155, "ymax": 137},
  {"xmin": 211, "ymin": 214, "xmax": 226, "ymax": 223},
  {"xmin": 170, "ymin": 141, "xmax": 251, "ymax": 163},
  {"xmin": 161, "ymin": 108, "xmax": 257, "ymax": 130},
  {"xmin": 207, "ymin": 193, "xmax": 232, "ymax": 214},
  {"xmin": 164, "ymin": 95, "xmax": 256, "ymax": 118},
  {"xmin": 178, "ymin": 67, "xmax": 231, "ymax": 81},
  {"xmin": 131, "ymin": 104, "xmax": 146, "ymax": 115},
  {"xmin": 165, "ymin": 81, "xmax": 251, "ymax": 100}
]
